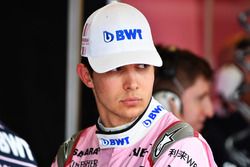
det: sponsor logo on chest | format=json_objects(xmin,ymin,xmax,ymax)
[{"xmin": 100, "ymin": 136, "xmax": 130, "ymax": 147}]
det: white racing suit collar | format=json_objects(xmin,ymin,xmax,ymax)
[{"xmin": 96, "ymin": 97, "xmax": 168, "ymax": 149}]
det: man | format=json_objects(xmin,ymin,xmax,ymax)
[
  {"xmin": 204, "ymin": 37, "xmax": 250, "ymax": 167},
  {"xmin": 153, "ymin": 45, "xmax": 214, "ymax": 132},
  {"xmin": 51, "ymin": 2, "xmax": 217, "ymax": 167},
  {"xmin": 0, "ymin": 121, "xmax": 38, "ymax": 167}
]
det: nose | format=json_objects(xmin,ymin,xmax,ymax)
[
  {"xmin": 203, "ymin": 99, "xmax": 214, "ymax": 118},
  {"xmin": 123, "ymin": 70, "xmax": 139, "ymax": 91}
]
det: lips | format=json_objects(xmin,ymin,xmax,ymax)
[{"xmin": 120, "ymin": 97, "xmax": 142, "ymax": 107}]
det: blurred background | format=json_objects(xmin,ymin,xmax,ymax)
[{"xmin": 1, "ymin": 0, "xmax": 249, "ymax": 166}]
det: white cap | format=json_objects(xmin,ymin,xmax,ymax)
[{"xmin": 81, "ymin": 2, "xmax": 162, "ymax": 73}]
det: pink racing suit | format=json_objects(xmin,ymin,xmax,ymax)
[{"xmin": 51, "ymin": 98, "xmax": 217, "ymax": 167}]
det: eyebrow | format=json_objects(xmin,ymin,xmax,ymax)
[{"xmin": 197, "ymin": 92, "xmax": 210, "ymax": 100}]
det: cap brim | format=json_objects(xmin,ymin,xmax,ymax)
[{"xmin": 88, "ymin": 50, "xmax": 163, "ymax": 73}]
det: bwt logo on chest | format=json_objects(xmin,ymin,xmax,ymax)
[{"xmin": 103, "ymin": 29, "xmax": 143, "ymax": 43}]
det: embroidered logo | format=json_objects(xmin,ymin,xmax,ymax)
[{"xmin": 154, "ymin": 127, "xmax": 182, "ymax": 157}]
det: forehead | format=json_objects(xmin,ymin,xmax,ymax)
[
  {"xmin": 93, "ymin": 64, "xmax": 155, "ymax": 75},
  {"xmin": 183, "ymin": 77, "xmax": 212, "ymax": 95},
  {"xmin": 107, "ymin": 64, "xmax": 155, "ymax": 71}
]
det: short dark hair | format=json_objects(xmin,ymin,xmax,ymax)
[
  {"xmin": 154, "ymin": 45, "xmax": 214, "ymax": 95},
  {"xmin": 81, "ymin": 56, "xmax": 157, "ymax": 76}
]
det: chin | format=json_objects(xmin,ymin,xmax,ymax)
[
  {"xmin": 125, "ymin": 108, "xmax": 144, "ymax": 118},
  {"xmin": 196, "ymin": 125, "xmax": 203, "ymax": 132}
]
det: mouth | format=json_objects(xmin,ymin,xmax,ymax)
[{"xmin": 120, "ymin": 97, "xmax": 142, "ymax": 107}]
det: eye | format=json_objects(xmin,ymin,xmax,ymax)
[
  {"xmin": 137, "ymin": 64, "xmax": 149, "ymax": 69},
  {"xmin": 110, "ymin": 67, "xmax": 122, "ymax": 72}
]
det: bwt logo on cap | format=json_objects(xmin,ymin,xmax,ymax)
[{"xmin": 103, "ymin": 29, "xmax": 143, "ymax": 43}]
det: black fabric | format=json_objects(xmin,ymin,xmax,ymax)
[
  {"xmin": 2, "ymin": 1, "xmax": 67, "ymax": 166},
  {"xmin": 1, "ymin": 0, "xmax": 108, "ymax": 166},
  {"xmin": 202, "ymin": 111, "xmax": 249, "ymax": 167},
  {"xmin": 0, "ymin": 121, "xmax": 38, "ymax": 166}
]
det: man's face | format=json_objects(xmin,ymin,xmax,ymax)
[
  {"xmin": 91, "ymin": 64, "xmax": 155, "ymax": 127},
  {"xmin": 181, "ymin": 76, "xmax": 214, "ymax": 132}
]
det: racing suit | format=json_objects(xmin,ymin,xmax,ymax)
[
  {"xmin": 52, "ymin": 97, "xmax": 217, "ymax": 167},
  {"xmin": 0, "ymin": 121, "xmax": 37, "ymax": 167}
]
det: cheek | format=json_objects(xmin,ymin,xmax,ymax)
[
  {"xmin": 93, "ymin": 80, "xmax": 118, "ymax": 108},
  {"xmin": 94, "ymin": 79, "xmax": 117, "ymax": 96},
  {"xmin": 183, "ymin": 105, "xmax": 196, "ymax": 119},
  {"xmin": 144, "ymin": 72, "xmax": 155, "ymax": 88},
  {"xmin": 146, "ymin": 77, "xmax": 154, "ymax": 90},
  {"xmin": 182, "ymin": 97, "xmax": 199, "ymax": 119}
]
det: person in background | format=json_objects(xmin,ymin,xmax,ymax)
[
  {"xmin": 203, "ymin": 37, "xmax": 250, "ymax": 167},
  {"xmin": 204, "ymin": 10, "xmax": 250, "ymax": 166},
  {"xmin": 0, "ymin": 120, "xmax": 37, "ymax": 167},
  {"xmin": 153, "ymin": 45, "xmax": 215, "ymax": 132},
  {"xmin": 51, "ymin": 2, "xmax": 217, "ymax": 166}
]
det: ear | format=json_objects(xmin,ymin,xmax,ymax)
[{"xmin": 77, "ymin": 63, "xmax": 94, "ymax": 88}]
